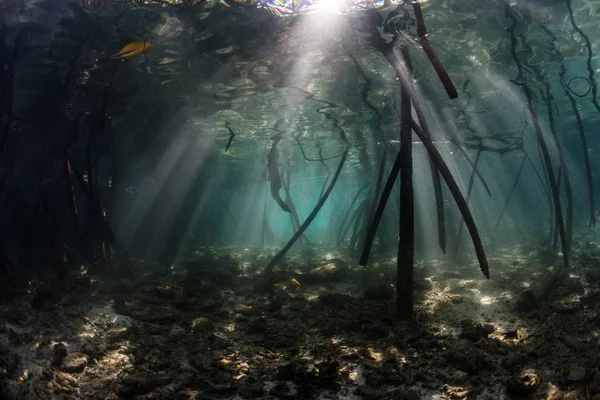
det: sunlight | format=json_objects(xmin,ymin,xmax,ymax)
[{"xmin": 313, "ymin": 0, "xmax": 344, "ymax": 14}]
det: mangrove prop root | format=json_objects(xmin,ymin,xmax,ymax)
[
  {"xmin": 495, "ymin": 154, "xmax": 526, "ymax": 230},
  {"xmin": 559, "ymin": 37, "xmax": 595, "ymax": 231},
  {"xmin": 350, "ymin": 200, "xmax": 368, "ymax": 251},
  {"xmin": 529, "ymin": 93, "xmax": 568, "ymax": 265},
  {"xmin": 359, "ymin": 145, "xmax": 403, "ymax": 266},
  {"xmin": 504, "ymin": 2, "xmax": 568, "ymax": 267},
  {"xmin": 282, "ymin": 168, "xmax": 310, "ymax": 247},
  {"xmin": 451, "ymin": 139, "xmax": 492, "ymax": 197},
  {"xmin": 452, "ymin": 149, "xmax": 481, "ymax": 258},
  {"xmin": 387, "ymin": 52, "xmax": 447, "ymax": 253},
  {"xmin": 342, "ymin": 198, "xmax": 367, "ymax": 249},
  {"xmin": 337, "ymin": 183, "xmax": 370, "ymax": 246},
  {"xmin": 396, "ymin": 45, "xmax": 415, "ymax": 319},
  {"xmin": 367, "ymin": 15, "xmax": 447, "ymax": 254},
  {"xmin": 264, "ymin": 144, "xmax": 350, "ymax": 274},
  {"xmin": 564, "ymin": 167, "xmax": 574, "ymax": 251},
  {"xmin": 432, "ymin": 167, "xmax": 446, "ymax": 253},
  {"xmin": 410, "ymin": 120, "xmax": 490, "ymax": 279},
  {"xmin": 224, "ymin": 122, "xmax": 235, "ymax": 152},
  {"xmin": 359, "ymin": 61, "xmax": 446, "ymax": 263},
  {"xmin": 390, "ymin": 55, "xmax": 447, "ymax": 253},
  {"xmin": 318, "ymin": 147, "xmax": 331, "ymax": 200},
  {"xmin": 525, "ymin": 145, "xmax": 554, "ymax": 242},
  {"xmin": 552, "ymin": 160, "xmax": 562, "ymax": 249},
  {"xmin": 543, "ymin": 87, "xmax": 573, "ymax": 253},
  {"xmin": 65, "ymin": 152, "xmax": 82, "ymax": 245},
  {"xmin": 561, "ymin": 68, "xmax": 595, "ymax": 227},
  {"xmin": 566, "ymin": 0, "xmax": 600, "ymax": 120},
  {"xmin": 411, "ymin": 1, "xmax": 457, "ymax": 99},
  {"xmin": 369, "ymin": 146, "xmax": 388, "ymax": 226},
  {"xmin": 524, "ymin": 148, "xmax": 551, "ymax": 203},
  {"xmin": 570, "ymin": 94, "xmax": 594, "ymax": 227},
  {"xmin": 261, "ymin": 176, "xmax": 273, "ymax": 248}
]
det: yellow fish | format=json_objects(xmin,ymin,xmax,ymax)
[{"xmin": 110, "ymin": 41, "xmax": 156, "ymax": 59}]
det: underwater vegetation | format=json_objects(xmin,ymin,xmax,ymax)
[{"xmin": 1, "ymin": 0, "xmax": 600, "ymax": 398}]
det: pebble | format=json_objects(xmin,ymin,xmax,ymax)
[
  {"xmin": 52, "ymin": 343, "xmax": 67, "ymax": 366},
  {"xmin": 191, "ymin": 317, "xmax": 214, "ymax": 333},
  {"xmin": 506, "ymin": 368, "xmax": 538, "ymax": 395},
  {"xmin": 62, "ymin": 353, "xmax": 88, "ymax": 373}
]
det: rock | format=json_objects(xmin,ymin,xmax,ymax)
[
  {"xmin": 80, "ymin": 336, "xmax": 104, "ymax": 360},
  {"xmin": 444, "ymin": 344, "xmax": 494, "ymax": 374},
  {"xmin": 299, "ymin": 259, "xmax": 348, "ymax": 284},
  {"xmin": 567, "ymin": 363, "xmax": 586, "ymax": 381},
  {"xmin": 320, "ymin": 292, "xmax": 354, "ymax": 307},
  {"xmin": 414, "ymin": 278, "xmax": 434, "ymax": 292},
  {"xmin": 52, "ymin": 343, "xmax": 67, "ymax": 366},
  {"xmin": 506, "ymin": 368, "xmax": 539, "ymax": 395},
  {"xmin": 504, "ymin": 328, "xmax": 518, "ymax": 339},
  {"xmin": 460, "ymin": 319, "xmax": 495, "ymax": 342},
  {"xmin": 62, "ymin": 353, "xmax": 88, "ymax": 373},
  {"xmin": 191, "ymin": 317, "xmax": 214, "ymax": 333},
  {"xmin": 55, "ymin": 371, "xmax": 79, "ymax": 388},
  {"xmin": 363, "ymin": 284, "xmax": 394, "ymax": 301},
  {"xmin": 443, "ymin": 385, "xmax": 468, "ymax": 399},
  {"xmin": 562, "ymin": 336, "xmax": 589, "ymax": 352},
  {"xmin": 502, "ymin": 353, "xmax": 528, "ymax": 371},
  {"xmin": 449, "ymin": 294, "xmax": 464, "ymax": 304}
]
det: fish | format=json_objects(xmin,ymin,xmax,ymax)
[
  {"xmin": 267, "ymin": 138, "xmax": 294, "ymax": 213},
  {"xmin": 284, "ymin": 278, "xmax": 301, "ymax": 290},
  {"xmin": 110, "ymin": 41, "xmax": 156, "ymax": 60}
]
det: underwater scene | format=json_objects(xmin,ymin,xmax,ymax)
[{"xmin": 1, "ymin": 0, "xmax": 600, "ymax": 398}]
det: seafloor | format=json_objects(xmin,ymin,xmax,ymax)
[{"xmin": 1, "ymin": 235, "xmax": 600, "ymax": 399}]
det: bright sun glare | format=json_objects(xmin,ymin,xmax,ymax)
[{"xmin": 313, "ymin": 0, "xmax": 344, "ymax": 13}]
